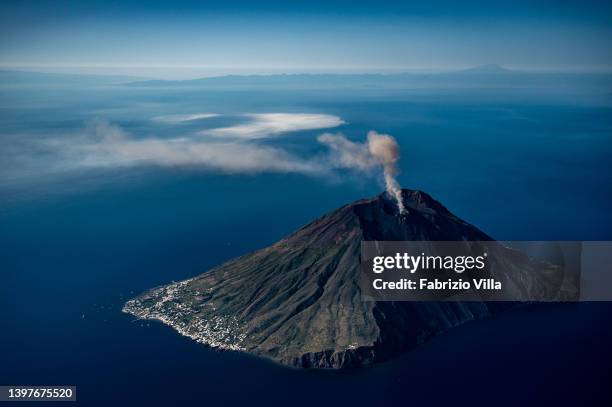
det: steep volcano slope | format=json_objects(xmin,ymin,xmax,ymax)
[{"xmin": 124, "ymin": 190, "xmax": 566, "ymax": 368}]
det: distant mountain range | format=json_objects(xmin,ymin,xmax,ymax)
[
  {"xmin": 122, "ymin": 64, "xmax": 612, "ymax": 90},
  {"xmin": 0, "ymin": 70, "xmax": 148, "ymax": 86},
  {"xmin": 2, "ymin": 65, "xmax": 610, "ymax": 90}
]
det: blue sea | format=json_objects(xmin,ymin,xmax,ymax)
[{"xmin": 1, "ymin": 79, "xmax": 612, "ymax": 405}]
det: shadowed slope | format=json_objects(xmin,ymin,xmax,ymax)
[{"xmin": 124, "ymin": 190, "xmax": 561, "ymax": 368}]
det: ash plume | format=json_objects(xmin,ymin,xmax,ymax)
[
  {"xmin": 14, "ymin": 116, "xmax": 407, "ymax": 211},
  {"xmin": 366, "ymin": 131, "xmax": 406, "ymax": 214},
  {"xmin": 318, "ymin": 130, "xmax": 406, "ymax": 213}
]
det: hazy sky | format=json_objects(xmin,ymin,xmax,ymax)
[{"xmin": 1, "ymin": 0, "xmax": 611, "ymax": 78}]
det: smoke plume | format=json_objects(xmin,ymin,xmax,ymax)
[
  {"xmin": 318, "ymin": 130, "xmax": 406, "ymax": 213},
  {"xmin": 366, "ymin": 131, "xmax": 406, "ymax": 213},
  {"xmin": 13, "ymin": 116, "xmax": 407, "ymax": 214}
]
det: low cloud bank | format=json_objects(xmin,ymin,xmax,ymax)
[
  {"xmin": 72, "ymin": 120, "xmax": 323, "ymax": 174},
  {"xmin": 152, "ymin": 113, "xmax": 220, "ymax": 123},
  {"xmin": 14, "ymin": 114, "xmax": 405, "ymax": 202},
  {"xmin": 203, "ymin": 113, "xmax": 345, "ymax": 139}
]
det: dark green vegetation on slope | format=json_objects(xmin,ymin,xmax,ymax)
[{"xmin": 124, "ymin": 190, "xmax": 575, "ymax": 368}]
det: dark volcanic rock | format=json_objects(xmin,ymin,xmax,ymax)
[{"xmin": 123, "ymin": 189, "xmax": 571, "ymax": 369}]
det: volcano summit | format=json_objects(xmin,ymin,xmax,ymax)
[{"xmin": 123, "ymin": 190, "xmax": 575, "ymax": 369}]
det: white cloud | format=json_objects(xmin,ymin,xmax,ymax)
[
  {"xmin": 203, "ymin": 113, "xmax": 345, "ymax": 139},
  {"xmin": 317, "ymin": 133, "xmax": 378, "ymax": 171},
  {"xmin": 11, "ymin": 115, "xmax": 403, "ymax": 191},
  {"xmin": 152, "ymin": 113, "xmax": 220, "ymax": 123},
  {"xmin": 68, "ymin": 120, "xmax": 325, "ymax": 175}
]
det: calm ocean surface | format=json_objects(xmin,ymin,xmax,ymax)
[{"xmin": 1, "ymin": 84, "xmax": 612, "ymax": 405}]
